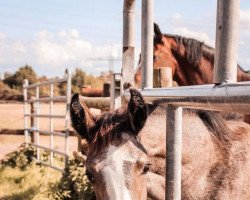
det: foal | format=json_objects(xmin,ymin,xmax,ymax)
[{"xmin": 70, "ymin": 89, "xmax": 250, "ymax": 200}]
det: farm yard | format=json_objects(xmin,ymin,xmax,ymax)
[{"xmin": 0, "ymin": 0, "xmax": 250, "ymax": 200}]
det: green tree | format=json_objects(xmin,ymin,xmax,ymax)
[{"xmin": 3, "ymin": 65, "xmax": 38, "ymax": 90}]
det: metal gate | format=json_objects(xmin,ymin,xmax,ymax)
[
  {"xmin": 23, "ymin": 70, "xmax": 71, "ymax": 172},
  {"xmin": 122, "ymin": 0, "xmax": 250, "ymax": 199}
]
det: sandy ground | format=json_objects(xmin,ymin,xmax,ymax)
[{"xmin": 0, "ymin": 103, "xmax": 100, "ymax": 160}]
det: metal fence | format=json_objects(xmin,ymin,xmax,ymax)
[
  {"xmin": 23, "ymin": 71, "xmax": 71, "ymax": 172},
  {"xmin": 122, "ymin": 0, "xmax": 249, "ymax": 199}
]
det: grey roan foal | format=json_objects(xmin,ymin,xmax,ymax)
[{"xmin": 70, "ymin": 89, "xmax": 250, "ymax": 200}]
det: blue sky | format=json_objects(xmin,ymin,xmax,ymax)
[{"xmin": 0, "ymin": 0, "xmax": 250, "ymax": 77}]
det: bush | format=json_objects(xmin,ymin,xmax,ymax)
[
  {"xmin": 52, "ymin": 158, "xmax": 95, "ymax": 200},
  {"xmin": 1, "ymin": 146, "xmax": 95, "ymax": 199},
  {"xmin": 0, "ymin": 145, "xmax": 36, "ymax": 170}
]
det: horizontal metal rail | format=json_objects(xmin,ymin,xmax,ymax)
[
  {"xmin": 25, "ymin": 96, "xmax": 67, "ymax": 103},
  {"xmin": 25, "ymin": 129, "xmax": 66, "ymax": 137},
  {"xmin": 32, "ymin": 157, "xmax": 64, "ymax": 172},
  {"xmin": 23, "ymin": 77, "xmax": 67, "ymax": 89},
  {"xmin": 124, "ymin": 82, "xmax": 250, "ymax": 113},
  {"xmin": 29, "ymin": 143, "xmax": 68, "ymax": 156},
  {"xmin": 24, "ymin": 114, "xmax": 65, "ymax": 119}
]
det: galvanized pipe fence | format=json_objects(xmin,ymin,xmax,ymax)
[
  {"xmin": 122, "ymin": 0, "xmax": 247, "ymax": 199},
  {"xmin": 23, "ymin": 71, "xmax": 71, "ymax": 172}
]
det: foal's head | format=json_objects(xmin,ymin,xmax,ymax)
[{"xmin": 70, "ymin": 89, "xmax": 149, "ymax": 200}]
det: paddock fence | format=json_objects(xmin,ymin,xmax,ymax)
[
  {"xmin": 23, "ymin": 70, "xmax": 119, "ymax": 172},
  {"xmin": 23, "ymin": 71, "xmax": 71, "ymax": 172}
]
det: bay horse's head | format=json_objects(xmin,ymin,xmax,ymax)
[
  {"xmin": 134, "ymin": 23, "xmax": 186, "ymax": 87},
  {"xmin": 70, "ymin": 89, "xmax": 149, "ymax": 200},
  {"xmin": 153, "ymin": 23, "xmax": 182, "ymax": 75}
]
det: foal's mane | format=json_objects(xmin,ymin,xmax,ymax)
[
  {"xmin": 89, "ymin": 102, "xmax": 232, "ymax": 155},
  {"xmin": 163, "ymin": 34, "xmax": 215, "ymax": 68}
]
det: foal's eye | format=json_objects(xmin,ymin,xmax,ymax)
[
  {"xmin": 143, "ymin": 162, "xmax": 151, "ymax": 174},
  {"xmin": 86, "ymin": 169, "xmax": 94, "ymax": 183}
]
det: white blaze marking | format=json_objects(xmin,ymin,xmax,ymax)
[{"xmin": 103, "ymin": 144, "xmax": 134, "ymax": 200}]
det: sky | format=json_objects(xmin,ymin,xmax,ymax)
[{"xmin": 0, "ymin": 0, "xmax": 250, "ymax": 78}]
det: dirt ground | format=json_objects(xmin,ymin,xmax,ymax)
[{"xmin": 0, "ymin": 103, "xmax": 100, "ymax": 160}]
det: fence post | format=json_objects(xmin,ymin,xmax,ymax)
[
  {"xmin": 214, "ymin": 0, "xmax": 240, "ymax": 83},
  {"xmin": 103, "ymin": 82, "xmax": 111, "ymax": 97},
  {"xmin": 65, "ymin": 70, "xmax": 71, "ymax": 168},
  {"xmin": 153, "ymin": 67, "xmax": 172, "ymax": 88},
  {"xmin": 122, "ymin": 0, "xmax": 135, "ymax": 94},
  {"xmin": 166, "ymin": 106, "xmax": 182, "ymax": 200},
  {"xmin": 30, "ymin": 101, "xmax": 35, "ymax": 143},
  {"xmin": 50, "ymin": 84, "xmax": 54, "ymax": 165},
  {"xmin": 23, "ymin": 79, "xmax": 29, "ymax": 147},
  {"xmin": 141, "ymin": 0, "xmax": 154, "ymax": 89},
  {"xmin": 35, "ymin": 86, "xmax": 40, "ymax": 161},
  {"xmin": 111, "ymin": 73, "xmax": 121, "ymax": 110}
]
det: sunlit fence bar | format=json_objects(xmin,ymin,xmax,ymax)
[{"xmin": 124, "ymin": 82, "xmax": 250, "ymax": 113}]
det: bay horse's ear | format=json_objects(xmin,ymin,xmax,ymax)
[
  {"xmin": 154, "ymin": 23, "xmax": 163, "ymax": 44},
  {"xmin": 70, "ymin": 93, "xmax": 95, "ymax": 142},
  {"xmin": 127, "ymin": 89, "xmax": 148, "ymax": 135}
]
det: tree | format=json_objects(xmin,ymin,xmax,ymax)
[{"xmin": 3, "ymin": 65, "xmax": 38, "ymax": 90}]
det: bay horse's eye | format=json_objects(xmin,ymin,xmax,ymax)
[
  {"xmin": 86, "ymin": 169, "xmax": 94, "ymax": 183},
  {"xmin": 143, "ymin": 162, "xmax": 151, "ymax": 174},
  {"xmin": 153, "ymin": 55, "xmax": 156, "ymax": 61}
]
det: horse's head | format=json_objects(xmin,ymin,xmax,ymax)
[
  {"xmin": 70, "ymin": 89, "xmax": 149, "ymax": 200},
  {"xmin": 153, "ymin": 23, "xmax": 184, "ymax": 75},
  {"xmin": 135, "ymin": 23, "xmax": 184, "ymax": 87}
]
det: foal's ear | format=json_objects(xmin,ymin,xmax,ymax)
[
  {"xmin": 154, "ymin": 23, "xmax": 163, "ymax": 44},
  {"xmin": 70, "ymin": 93, "xmax": 95, "ymax": 142},
  {"xmin": 127, "ymin": 89, "xmax": 148, "ymax": 134}
]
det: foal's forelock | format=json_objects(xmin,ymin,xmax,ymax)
[{"xmin": 89, "ymin": 111, "xmax": 130, "ymax": 154}]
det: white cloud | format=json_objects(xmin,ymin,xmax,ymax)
[
  {"xmin": 246, "ymin": 58, "xmax": 250, "ymax": 65},
  {"xmin": 172, "ymin": 13, "xmax": 182, "ymax": 24},
  {"xmin": 173, "ymin": 27, "xmax": 215, "ymax": 47},
  {"xmin": 240, "ymin": 9, "xmax": 250, "ymax": 26},
  {"xmin": 0, "ymin": 29, "xmax": 121, "ymax": 76}
]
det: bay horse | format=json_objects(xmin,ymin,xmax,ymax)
[
  {"xmin": 70, "ymin": 89, "xmax": 250, "ymax": 200},
  {"xmin": 134, "ymin": 23, "xmax": 250, "ymax": 87}
]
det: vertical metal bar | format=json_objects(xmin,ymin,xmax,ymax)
[
  {"xmin": 122, "ymin": 0, "xmax": 135, "ymax": 95},
  {"xmin": 36, "ymin": 86, "xmax": 40, "ymax": 160},
  {"xmin": 23, "ymin": 79, "xmax": 29, "ymax": 146},
  {"xmin": 50, "ymin": 84, "xmax": 54, "ymax": 165},
  {"xmin": 110, "ymin": 74, "xmax": 116, "ymax": 110},
  {"xmin": 64, "ymin": 70, "xmax": 71, "ymax": 168},
  {"xmin": 166, "ymin": 106, "xmax": 182, "ymax": 200},
  {"xmin": 141, "ymin": 0, "xmax": 154, "ymax": 89},
  {"xmin": 30, "ymin": 101, "xmax": 35, "ymax": 143},
  {"xmin": 111, "ymin": 73, "xmax": 121, "ymax": 110},
  {"xmin": 214, "ymin": 0, "xmax": 240, "ymax": 83}
]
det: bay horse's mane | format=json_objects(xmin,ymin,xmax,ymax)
[
  {"xmin": 89, "ymin": 104, "xmax": 232, "ymax": 154},
  {"xmin": 156, "ymin": 33, "xmax": 248, "ymax": 73},
  {"xmin": 158, "ymin": 33, "xmax": 215, "ymax": 68}
]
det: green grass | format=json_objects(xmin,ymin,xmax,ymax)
[
  {"xmin": 0, "ymin": 146, "xmax": 62, "ymax": 200},
  {"xmin": 0, "ymin": 163, "xmax": 61, "ymax": 200}
]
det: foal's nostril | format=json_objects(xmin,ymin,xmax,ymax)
[{"xmin": 142, "ymin": 162, "xmax": 151, "ymax": 174}]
